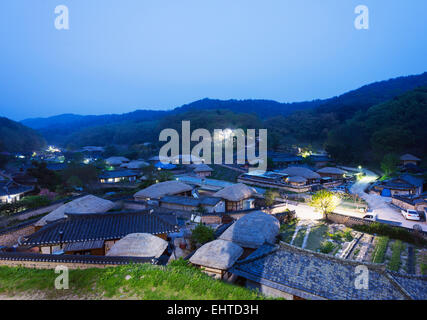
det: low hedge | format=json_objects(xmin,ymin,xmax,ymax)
[{"xmin": 352, "ymin": 222, "xmax": 426, "ymax": 246}]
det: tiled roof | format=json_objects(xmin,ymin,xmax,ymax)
[
  {"xmin": 383, "ymin": 175, "xmax": 424, "ymax": 189},
  {"xmin": 99, "ymin": 170, "xmax": 138, "ymax": 179},
  {"xmin": 389, "ymin": 272, "xmax": 427, "ymax": 300},
  {"xmin": 134, "ymin": 180, "xmax": 193, "ymax": 199},
  {"xmin": 400, "ymin": 154, "xmax": 421, "ymax": 161},
  {"xmin": 280, "ymin": 167, "xmax": 321, "ymax": 180},
  {"xmin": 154, "ymin": 162, "xmax": 177, "ymax": 170},
  {"xmin": 24, "ymin": 211, "xmax": 177, "ymax": 246},
  {"xmin": 160, "ymin": 195, "xmax": 222, "ymax": 207},
  {"xmin": 400, "ymin": 174, "xmax": 424, "ymax": 188},
  {"xmin": 0, "ymin": 252, "xmax": 155, "ymax": 265},
  {"xmin": 230, "ymin": 243, "xmax": 426, "ymax": 300},
  {"xmin": 193, "ymin": 164, "xmax": 213, "ymax": 172},
  {"xmin": 64, "ymin": 240, "xmax": 105, "ymax": 252},
  {"xmin": 0, "ymin": 181, "xmax": 33, "ymax": 197}
]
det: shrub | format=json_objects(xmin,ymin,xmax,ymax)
[
  {"xmin": 343, "ymin": 229, "xmax": 354, "ymax": 242},
  {"xmin": 21, "ymin": 195, "xmax": 51, "ymax": 209},
  {"xmin": 319, "ymin": 241, "xmax": 335, "ymax": 254},
  {"xmin": 191, "ymin": 224, "xmax": 214, "ymax": 246}
]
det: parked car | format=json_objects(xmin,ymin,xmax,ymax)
[
  {"xmin": 401, "ymin": 209, "xmax": 421, "ymax": 221},
  {"xmin": 363, "ymin": 214, "xmax": 376, "ymax": 222}
]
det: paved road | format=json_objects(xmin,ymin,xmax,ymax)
[{"xmin": 349, "ymin": 167, "xmax": 427, "ymax": 232}]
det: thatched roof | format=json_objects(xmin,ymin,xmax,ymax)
[
  {"xmin": 190, "ymin": 239, "xmax": 243, "ymax": 270},
  {"xmin": 280, "ymin": 167, "xmax": 321, "ymax": 179},
  {"xmin": 213, "ymin": 183, "xmax": 255, "ymax": 202},
  {"xmin": 120, "ymin": 160, "xmax": 149, "ymax": 169},
  {"xmin": 35, "ymin": 195, "xmax": 115, "ymax": 227},
  {"xmin": 134, "ymin": 180, "xmax": 193, "ymax": 200},
  {"xmin": 219, "ymin": 211, "xmax": 280, "ymax": 249},
  {"xmin": 287, "ymin": 176, "xmax": 307, "ymax": 183},
  {"xmin": 193, "ymin": 164, "xmax": 213, "ymax": 173},
  {"xmin": 106, "ymin": 156, "xmax": 130, "ymax": 166},
  {"xmin": 400, "ymin": 154, "xmax": 421, "ymax": 161},
  {"xmin": 172, "ymin": 154, "xmax": 204, "ymax": 164},
  {"xmin": 106, "ymin": 233, "xmax": 168, "ymax": 258},
  {"xmin": 317, "ymin": 167, "xmax": 347, "ymax": 175}
]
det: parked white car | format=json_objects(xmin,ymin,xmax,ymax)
[{"xmin": 401, "ymin": 209, "xmax": 421, "ymax": 221}]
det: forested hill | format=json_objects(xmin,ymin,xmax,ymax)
[
  {"xmin": 18, "ymin": 72, "xmax": 427, "ymax": 161},
  {"xmin": 325, "ymin": 86, "xmax": 427, "ymax": 164},
  {"xmin": 315, "ymin": 72, "xmax": 427, "ymax": 121},
  {"xmin": 0, "ymin": 117, "xmax": 46, "ymax": 153},
  {"xmin": 172, "ymin": 98, "xmax": 326, "ymax": 118}
]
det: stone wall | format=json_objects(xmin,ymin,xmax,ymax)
[
  {"xmin": 0, "ymin": 225, "xmax": 35, "ymax": 246},
  {"xmin": 10, "ymin": 202, "xmax": 64, "ymax": 222},
  {"xmin": 391, "ymin": 197, "xmax": 427, "ymax": 212},
  {"xmin": 0, "ymin": 259, "xmax": 117, "ymax": 270}
]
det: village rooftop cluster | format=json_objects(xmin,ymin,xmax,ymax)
[{"xmin": 0, "ymin": 145, "xmax": 426, "ymax": 300}]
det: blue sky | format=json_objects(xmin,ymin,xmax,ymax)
[{"xmin": 0, "ymin": 0, "xmax": 426, "ymax": 120}]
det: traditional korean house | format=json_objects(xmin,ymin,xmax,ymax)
[
  {"xmin": 193, "ymin": 164, "xmax": 213, "ymax": 178},
  {"xmin": 159, "ymin": 195, "xmax": 225, "ymax": 213},
  {"xmin": 0, "ymin": 180, "xmax": 33, "ymax": 204},
  {"xmin": 190, "ymin": 239, "xmax": 244, "ymax": 279},
  {"xmin": 400, "ymin": 154, "xmax": 421, "ymax": 167},
  {"xmin": 120, "ymin": 160, "xmax": 149, "ymax": 169},
  {"xmin": 99, "ymin": 169, "xmax": 138, "ymax": 184},
  {"xmin": 218, "ymin": 211, "xmax": 280, "ymax": 256},
  {"xmin": 230, "ymin": 242, "xmax": 427, "ymax": 300},
  {"xmin": 105, "ymin": 156, "xmax": 130, "ymax": 167},
  {"xmin": 374, "ymin": 174, "xmax": 424, "ymax": 197},
  {"xmin": 391, "ymin": 193, "xmax": 427, "ymax": 212},
  {"xmin": 133, "ymin": 180, "xmax": 193, "ymax": 201},
  {"xmin": 308, "ymin": 155, "xmax": 331, "ymax": 168},
  {"xmin": 286, "ymin": 176, "xmax": 307, "ymax": 187},
  {"xmin": 213, "ymin": 183, "xmax": 256, "ymax": 212},
  {"xmin": 22, "ymin": 211, "xmax": 177, "ymax": 255},
  {"xmin": 35, "ymin": 194, "xmax": 116, "ymax": 229},
  {"xmin": 280, "ymin": 167, "xmax": 321, "ymax": 185},
  {"xmin": 148, "ymin": 155, "xmax": 169, "ymax": 164},
  {"xmin": 269, "ymin": 152, "xmax": 303, "ymax": 167},
  {"xmin": 316, "ymin": 167, "xmax": 347, "ymax": 180},
  {"xmin": 106, "ymin": 233, "xmax": 169, "ymax": 258}
]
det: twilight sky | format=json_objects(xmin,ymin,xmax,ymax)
[{"xmin": 0, "ymin": 0, "xmax": 426, "ymax": 120}]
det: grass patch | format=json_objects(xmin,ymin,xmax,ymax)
[
  {"xmin": 0, "ymin": 261, "xmax": 264, "ymax": 300},
  {"xmin": 327, "ymin": 229, "xmax": 353, "ymax": 243},
  {"xmin": 280, "ymin": 220, "xmax": 298, "ymax": 243},
  {"xmin": 293, "ymin": 228, "xmax": 306, "ymax": 247},
  {"xmin": 388, "ymin": 240, "xmax": 405, "ymax": 271},
  {"xmin": 371, "ymin": 236, "xmax": 389, "ymax": 263},
  {"xmin": 305, "ymin": 224, "xmax": 328, "ymax": 251}
]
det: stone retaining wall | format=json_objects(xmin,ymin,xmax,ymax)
[
  {"xmin": 0, "ymin": 259, "xmax": 117, "ymax": 270},
  {"xmin": 0, "ymin": 225, "xmax": 35, "ymax": 246}
]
